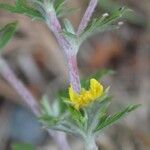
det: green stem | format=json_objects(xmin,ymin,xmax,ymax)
[{"xmin": 84, "ymin": 136, "xmax": 98, "ymax": 150}]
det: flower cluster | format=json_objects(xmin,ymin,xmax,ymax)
[{"xmin": 69, "ymin": 78, "xmax": 104, "ymax": 110}]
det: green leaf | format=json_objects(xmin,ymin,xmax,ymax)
[
  {"xmin": 100, "ymin": 7, "xmax": 127, "ymax": 25},
  {"xmin": 54, "ymin": 0, "xmax": 67, "ymax": 13},
  {"xmin": 41, "ymin": 94, "xmax": 67, "ymax": 117},
  {"xmin": 0, "ymin": 21, "xmax": 18, "ymax": 50},
  {"xmin": 80, "ymin": 7, "xmax": 127, "ymax": 42},
  {"xmin": 0, "ymin": 0, "xmax": 44, "ymax": 20},
  {"xmin": 39, "ymin": 114, "xmax": 60, "ymax": 127},
  {"xmin": 40, "ymin": 95, "xmax": 68, "ymax": 127},
  {"xmin": 63, "ymin": 19, "xmax": 75, "ymax": 34},
  {"xmin": 68, "ymin": 105, "xmax": 87, "ymax": 129},
  {"xmin": 12, "ymin": 143, "xmax": 35, "ymax": 150},
  {"xmin": 94, "ymin": 104, "xmax": 141, "ymax": 132},
  {"xmin": 58, "ymin": 88, "xmax": 68, "ymax": 97},
  {"xmin": 99, "ymin": 0, "xmax": 147, "ymax": 26},
  {"xmin": 86, "ymin": 95, "xmax": 112, "ymax": 132},
  {"xmin": 63, "ymin": 30, "xmax": 77, "ymax": 40},
  {"xmin": 40, "ymin": 95, "xmax": 52, "ymax": 115},
  {"xmin": 58, "ymin": 94, "xmax": 68, "ymax": 114}
]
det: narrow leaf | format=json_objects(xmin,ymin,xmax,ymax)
[
  {"xmin": 95, "ymin": 104, "xmax": 141, "ymax": 132},
  {"xmin": 0, "ymin": 1, "xmax": 44, "ymax": 19},
  {"xmin": 68, "ymin": 105, "xmax": 86, "ymax": 128},
  {"xmin": 0, "ymin": 22, "xmax": 18, "ymax": 50},
  {"xmin": 63, "ymin": 19, "xmax": 75, "ymax": 34},
  {"xmin": 86, "ymin": 96, "xmax": 111, "ymax": 132}
]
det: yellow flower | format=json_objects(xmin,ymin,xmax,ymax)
[{"xmin": 69, "ymin": 78, "xmax": 104, "ymax": 110}]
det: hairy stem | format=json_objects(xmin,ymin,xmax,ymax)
[
  {"xmin": 84, "ymin": 136, "xmax": 98, "ymax": 150},
  {"xmin": 44, "ymin": 0, "xmax": 98, "ymax": 92},
  {"xmin": 45, "ymin": 4, "xmax": 81, "ymax": 93},
  {"xmin": 77, "ymin": 0, "xmax": 98, "ymax": 35},
  {"xmin": 67, "ymin": 54, "xmax": 81, "ymax": 93}
]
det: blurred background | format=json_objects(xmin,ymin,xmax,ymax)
[{"xmin": 0, "ymin": 0, "xmax": 149, "ymax": 149}]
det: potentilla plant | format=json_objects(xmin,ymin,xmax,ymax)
[{"xmin": 0, "ymin": 0, "xmax": 140, "ymax": 150}]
